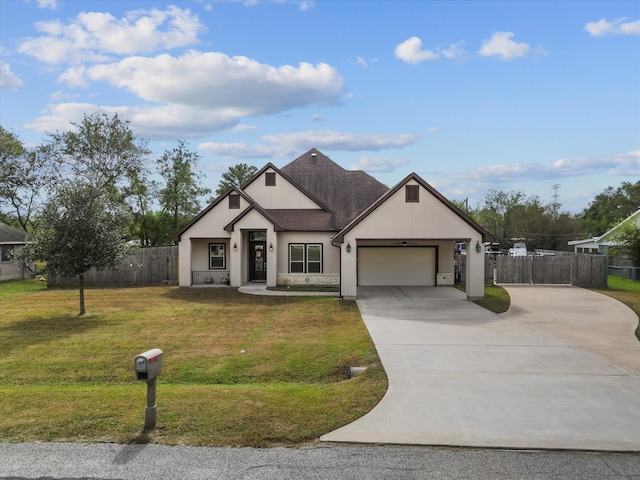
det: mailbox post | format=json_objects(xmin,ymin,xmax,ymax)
[{"xmin": 134, "ymin": 348, "xmax": 163, "ymax": 430}]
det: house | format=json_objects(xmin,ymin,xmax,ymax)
[
  {"xmin": 0, "ymin": 222, "xmax": 35, "ymax": 282},
  {"xmin": 175, "ymin": 148, "xmax": 491, "ymax": 300},
  {"xmin": 568, "ymin": 208, "xmax": 640, "ymax": 254}
]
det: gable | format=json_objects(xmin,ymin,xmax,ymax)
[
  {"xmin": 242, "ymin": 165, "xmax": 322, "ymax": 210},
  {"xmin": 333, "ymin": 174, "xmax": 492, "ymax": 243}
]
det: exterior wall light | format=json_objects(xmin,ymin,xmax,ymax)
[
  {"xmin": 233, "ymin": 242, "xmax": 237, "ymax": 252},
  {"xmin": 269, "ymin": 243, "xmax": 273, "ymax": 251},
  {"xmin": 475, "ymin": 240, "xmax": 481, "ymax": 253},
  {"xmin": 346, "ymin": 241, "xmax": 351, "ymax": 253}
]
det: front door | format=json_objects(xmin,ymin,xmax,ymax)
[{"xmin": 249, "ymin": 232, "xmax": 267, "ymax": 282}]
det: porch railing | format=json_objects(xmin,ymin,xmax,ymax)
[{"xmin": 192, "ymin": 270, "xmax": 230, "ymax": 285}]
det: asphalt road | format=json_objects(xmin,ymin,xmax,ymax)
[{"xmin": 1, "ymin": 442, "xmax": 639, "ymax": 480}]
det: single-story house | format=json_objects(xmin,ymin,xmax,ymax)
[
  {"xmin": 0, "ymin": 222, "xmax": 35, "ymax": 282},
  {"xmin": 175, "ymin": 148, "xmax": 492, "ymax": 300},
  {"xmin": 568, "ymin": 208, "xmax": 640, "ymax": 254}
]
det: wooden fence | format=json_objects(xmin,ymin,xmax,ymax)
[
  {"xmin": 48, "ymin": 246, "xmax": 179, "ymax": 286},
  {"xmin": 456, "ymin": 253, "xmax": 608, "ymax": 287}
]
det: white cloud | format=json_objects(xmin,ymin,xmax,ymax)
[
  {"xmin": 24, "ymin": 102, "xmax": 242, "ymax": 139},
  {"xmin": 395, "ymin": 36, "xmax": 439, "ymax": 64},
  {"xmin": 585, "ymin": 17, "xmax": 640, "ymax": 37},
  {"xmin": 64, "ymin": 51, "xmax": 344, "ymax": 113},
  {"xmin": 262, "ymin": 130, "xmax": 420, "ymax": 150},
  {"xmin": 0, "ymin": 62, "xmax": 25, "ymax": 90},
  {"xmin": 197, "ymin": 143, "xmax": 294, "ymax": 159},
  {"xmin": 36, "ymin": 0, "xmax": 57, "ymax": 10},
  {"xmin": 441, "ymin": 41, "xmax": 465, "ymax": 61},
  {"xmin": 349, "ymin": 155, "xmax": 409, "ymax": 173},
  {"xmin": 18, "ymin": 6, "xmax": 204, "ymax": 64},
  {"xmin": 478, "ymin": 31, "xmax": 546, "ymax": 60},
  {"xmin": 447, "ymin": 150, "xmax": 640, "ymax": 184}
]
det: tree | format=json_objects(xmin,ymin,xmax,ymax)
[
  {"xmin": 215, "ymin": 163, "xmax": 258, "ymax": 197},
  {"xmin": 157, "ymin": 140, "xmax": 211, "ymax": 238},
  {"xmin": 42, "ymin": 112, "xmax": 150, "ymax": 197},
  {"xmin": 580, "ymin": 181, "xmax": 640, "ymax": 237},
  {"xmin": 0, "ymin": 127, "xmax": 54, "ymax": 232},
  {"xmin": 29, "ymin": 182, "xmax": 130, "ymax": 315},
  {"xmin": 610, "ymin": 221, "xmax": 640, "ymax": 267}
]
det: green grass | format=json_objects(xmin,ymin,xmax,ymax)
[
  {"xmin": 455, "ymin": 284, "xmax": 511, "ymax": 314},
  {"xmin": 0, "ymin": 280, "xmax": 387, "ymax": 446},
  {"xmin": 591, "ymin": 275, "xmax": 640, "ymax": 341}
]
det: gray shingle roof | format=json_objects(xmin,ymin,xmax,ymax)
[
  {"xmin": 281, "ymin": 148, "xmax": 388, "ymax": 230},
  {"xmin": 0, "ymin": 223, "xmax": 30, "ymax": 244}
]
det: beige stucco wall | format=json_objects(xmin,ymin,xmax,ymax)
[
  {"xmin": 243, "ymin": 168, "xmax": 321, "ymax": 209},
  {"xmin": 339, "ymin": 180, "xmax": 485, "ymax": 299}
]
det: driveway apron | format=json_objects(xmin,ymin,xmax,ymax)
[{"xmin": 321, "ymin": 285, "xmax": 640, "ymax": 451}]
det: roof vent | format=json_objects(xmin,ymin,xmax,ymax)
[{"xmin": 311, "ymin": 152, "xmax": 317, "ymax": 158}]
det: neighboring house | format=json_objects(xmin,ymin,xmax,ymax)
[
  {"xmin": 0, "ymin": 222, "xmax": 35, "ymax": 282},
  {"xmin": 175, "ymin": 148, "xmax": 491, "ymax": 300},
  {"xmin": 568, "ymin": 209, "xmax": 640, "ymax": 254}
]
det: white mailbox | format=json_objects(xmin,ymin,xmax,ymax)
[{"xmin": 135, "ymin": 348, "xmax": 163, "ymax": 381}]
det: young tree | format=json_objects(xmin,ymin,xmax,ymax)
[
  {"xmin": 0, "ymin": 127, "xmax": 54, "ymax": 232},
  {"xmin": 157, "ymin": 140, "xmax": 211, "ymax": 237},
  {"xmin": 581, "ymin": 181, "xmax": 640, "ymax": 236},
  {"xmin": 42, "ymin": 112, "xmax": 150, "ymax": 197},
  {"xmin": 611, "ymin": 221, "xmax": 640, "ymax": 267},
  {"xmin": 29, "ymin": 182, "xmax": 130, "ymax": 315},
  {"xmin": 215, "ymin": 163, "xmax": 258, "ymax": 197}
]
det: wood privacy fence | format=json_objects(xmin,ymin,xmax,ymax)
[
  {"xmin": 48, "ymin": 246, "xmax": 179, "ymax": 286},
  {"xmin": 456, "ymin": 253, "xmax": 608, "ymax": 287}
]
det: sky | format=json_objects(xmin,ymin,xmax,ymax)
[{"xmin": 0, "ymin": 0, "xmax": 638, "ymax": 213}]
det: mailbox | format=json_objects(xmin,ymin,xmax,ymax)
[{"xmin": 135, "ymin": 348, "xmax": 163, "ymax": 381}]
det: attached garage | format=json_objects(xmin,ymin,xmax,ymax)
[{"xmin": 357, "ymin": 246, "xmax": 436, "ymax": 286}]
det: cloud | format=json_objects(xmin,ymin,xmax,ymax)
[
  {"xmin": 585, "ymin": 17, "xmax": 640, "ymax": 37},
  {"xmin": 0, "ymin": 62, "xmax": 25, "ymax": 90},
  {"xmin": 349, "ymin": 155, "xmax": 409, "ymax": 173},
  {"xmin": 18, "ymin": 6, "xmax": 204, "ymax": 64},
  {"xmin": 36, "ymin": 0, "xmax": 57, "ymax": 10},
  {"xmin": 34, "ymin": 52, "xmax": 344, "ymax": 139},
  {"xmin": 61, "ymin": 50, "xmax": 343, "ymax": 111},
  {"xmin": 395, "ymin": 37, "xmax": 440, "ymax": 64},
  {"xmin": 478, "ymin": 31, "xmax": 546, "ymax": 60},
  {"xmin": 447, "ymin": 150, "xmax": 640, "ymax": 185},
  {"xmin": 262, "ymin": 130, "xmax": 420, "ymax": 150},
  {"xmin": 395, "ymin": 37, "xmax": 466, "ymax": 64},
  {"xmin": 197, "ymin": 143, "xmax": 294, "ymax": 159}
]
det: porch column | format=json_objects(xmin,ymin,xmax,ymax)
[
  {"xmin": 229, "ymin": 231, "xmax": 242, "ymax": 287},
  {"xmin": 341, "ymin": 238, "xmax": 357, "ymax": 300},
  {"xmin": 266, "ymin": 231, "xmax": 277, "ymax": 288},
  {"xmin": 178, "ymin": 238, "xmax": 192, "ymax": 286},
  {"xmin": 465, "ymin": 236, "xmax": 485, "ymax": 300}
]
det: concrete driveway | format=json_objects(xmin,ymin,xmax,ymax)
[{"xmin": 321, "ymin": 285, "xmax": 640, "ymax": 451}]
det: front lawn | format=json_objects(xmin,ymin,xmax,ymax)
[
  {"xmin": 0, "ymin": 281, "xmax": 387, "ymax": 446},
  {"xmin": 592, "ymin": 275, "xmax": 640, "ymax": 341}
]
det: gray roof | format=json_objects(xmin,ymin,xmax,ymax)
[
  {"xmin": 0, "ymin": 223, "xmax": 30, "ymax": 244},
  {"xmin": 281, "ymin": 148, "xmax": 388, "ymax": 230}
]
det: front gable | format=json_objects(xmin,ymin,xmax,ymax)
[
  {"xmin": 333, "ymin": 173, "xmax": 492, "ymax": 244},
  {"xmin": 242, "ymin": 163, "xmax": 324, "ymax": 210}
]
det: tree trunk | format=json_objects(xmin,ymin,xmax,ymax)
[{"xmin": 78, "ymin": 273, "xmax": 86, "ymax": 316}]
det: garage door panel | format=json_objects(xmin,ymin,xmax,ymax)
[{"xmin": 358, "ymin": 247, "xmax": 436, "ymax": 286}]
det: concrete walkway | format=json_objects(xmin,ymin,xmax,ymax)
[
  {"xmin": 321, "ymin": 285, "xmax": 640, "ymax": 451},
  {"xmin": 238, "ymin": 283, "xmax": 339, "ymax": 296}
]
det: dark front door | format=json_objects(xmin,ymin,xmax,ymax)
[{"xmin": 249, "ymin": 240, "xmax": 266, "ymax": 282}]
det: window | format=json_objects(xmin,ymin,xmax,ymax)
[
  {"xmin": 1, "ymin": 245, "xmax": 14, "ymax": 262},
  {"xmin": 265, "ymin": 172, "xmax": 276, "ymax": 186},
  {"xmin": 406, "ymin": 185, "xmax": 419, "ymax": 203},
  {"xmin": 289, "ymin": 243, "xmax": 323, "ymax": 273},
  {"xmin": 209, "ymin": 243, "xmax": 226, "ymax": 269},
  {"xmin": 229, "ymin": 194, "xmax": 240, "ymax": 209}
]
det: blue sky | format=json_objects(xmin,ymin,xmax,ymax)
[{"xmin": 1, "ymin": 0, "xmax": 638, "ymax": 212}]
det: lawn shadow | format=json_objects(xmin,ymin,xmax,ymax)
[{"xmin": 0, "ymin": 314, "xmax": 105, "ymax": 355}]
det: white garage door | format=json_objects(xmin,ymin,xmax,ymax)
[{"xmin": 357, "ymin": 247, "xmax": 436, "ymax": 286}]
